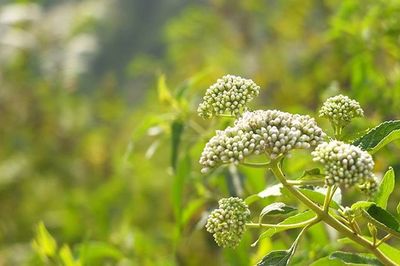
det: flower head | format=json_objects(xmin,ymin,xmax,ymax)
[
  {"xmin": 200, "ymin": 110, "xmax": 325, "ymax": 173},
  {"xmin": 205, "ymin": 197, "xmax": 250, "ymax": 248},
  {"xmin": 312, "ymin": 141, "xmax": 375, "ymax": 188},
  {"xmin": 198, "ymin": 75, "xmax": 260, "ymax": 118},
  {"xmin": 319, "ymin": 94, "xmax": 363, "ymax": 127}
]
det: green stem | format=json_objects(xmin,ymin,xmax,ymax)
[
  {"xmin": 286, "ymin": 179, "xmax": 325, "ymax": 186},
  {"xmin": 241, "ymin": 161, "xmax": 271, "ymax": 168},
  {"xmin": 246, "ymin": 217, "xmax": 317, "ymax": 229},
  {"xmin": 376, "ymin": 234, "xmax": 393, "ymax": 247},
  {"xmin": 270, "ymin": 160, "xmax": 397, "ymax": 266}
]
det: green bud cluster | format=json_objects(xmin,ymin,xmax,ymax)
[
  {"xmin": 200, "ymin": 110, "xmax": 325, "ymax": 173},
  {"xmin": 197, "ymin": 75, "xmax": 260, "ymax": 118},
  {"xmin": 312, "ymin": 141, "xmax": 376, "ymax": 189},
  {"xmin": 358, "ymin": 176, "xmax": 379, "ymax": 196},
  {"xmin": 319, "ymin": 94, "xmax": 363, "ymax": 127},
  {"xmin": 205, "ymin": 197, "xmax": 250, "ymax": 248}
]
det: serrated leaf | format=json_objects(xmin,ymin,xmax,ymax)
[
  {"xmin": 257, "ymin": 231, "xmax": 301, "ymax": 266},
  {"xmin": 298, "ymin": 168, "xmax": 324, "ymax": 180},
  {"xmin": 252, "ymin": 210, "xmax": 315, "ymax": 246},
  {"xmin": 32, "ymin": 222, "xmax": 57, "ymax": 258},
  {"xmin": 245, "ymin": 184, "xmax": 282, "ymax": 205},
  {"xmin": 329, "ymin": 251, "xmax": 383, "ymax": 266},
  {"xmin": 298, "ymin": 188, "xmax": 341, "ymax": 209},
  {"xmin": 373, "ymin": 167, "xmax": 395, "ymax": 209},
  {"xmin": 338, "ymin": 237, "xmax": 400, "ymax": 265},
  {"xmin": 259, "ymin": 202, "xmax": 296, "ymax": 223},
  {"xmin": 362, "ymin": 204, "xmax": 400, "ymax": 239},
  {"xmin": 352, "ymin": 120, "xmax": 400, "ymax": 154}
]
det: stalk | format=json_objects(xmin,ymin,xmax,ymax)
[{"xmin": 270, "ymin": 160, "xmax": 397, "ymax": 266}]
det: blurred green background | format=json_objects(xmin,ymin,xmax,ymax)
[{"xmin": 1, "ymin": 0, "xmax": 400, "ymax": 265}]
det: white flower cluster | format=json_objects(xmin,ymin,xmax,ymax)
[
  {"xmin": 205, "ymin": 197, "xmax": 250, "ymax": 248},
  {"xmin": 312, "ymin": 141, "xmax": 376, "ymax": 189},
  {"xmin": 319, "ymin": 94, "xmax": 363, "ymax": 127},
  {"xmin": 200, "ymin": 110, "xmax": 326, "ymax": 173},
  {"xmin": 197, "ymin": 75, "xmax": 260, "ymax": 118}
]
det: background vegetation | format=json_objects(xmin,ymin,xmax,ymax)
[{"xmin": 1, "ymin": 0, "xmax": 400, "ymax": 265}]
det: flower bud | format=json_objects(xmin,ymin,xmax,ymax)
[
  {"xmin": 200, "ymin": 110, "xmax": 325, "ymax": 173},
  {"xmin": 312, "ymin": 141, "xmax": 376, "ymax": 189},
  {"xmin": 319, "ymin": 94, "xmax": 363, "ymax": 127},
  {"xmin": 205, "ymin": 197, "xmax": 250, "ymax": 248},
  {"xmin": 198, "ymin": 75, "xmax": 260, "ymax": 118}
]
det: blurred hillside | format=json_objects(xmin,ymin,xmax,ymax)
[{"xmin": 1, "ymin": 0, "xmax": 400, "ymax": 265}]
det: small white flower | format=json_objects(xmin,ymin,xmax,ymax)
[
  {"xmin": 319, "ymin": 94, "xmax": 363, "ymax": 127},
  {"xmin": 312, "ymin": 141, "xmax": 376, "ymax": 190},
  {"xmin": 200, "ymin": 110, "xmax": 326, "ymax": 173},
  {"xmin": 198, "ymin": 75, "xmax": 260, "ymax": 118}
]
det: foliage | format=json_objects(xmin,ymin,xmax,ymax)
[{"xmin": 1, "ymin": 0, "xmax": 400, "ymax": 265}]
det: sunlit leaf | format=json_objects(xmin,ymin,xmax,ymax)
[
  {"xmin": 59, "ymin": 245, "xmax": 81, "ymax": 266},
  {"xmin": 310, "ymin": 256, "xmax": 346, "ymax": 266},
  {"xmin": 297, "ymin": 188, "xmax": 341, "ymax": 209},
  {"xmin": 32, "ymin": 222, "xmax": 57, "ymax": 258},
  {"xmin": 245, "ymin": 184, "xmax": 282, "ymax": 205},
  {"xmin": 329, "ymin": 251, "xmax": 382, "ymax": 266},
  {"xmin": 352, "ymin": 120, "xmax": 400, "ymax": 154},
  {"xmin": 373, "ymin": 167, "xmax": 395, "ymax": 209},
  {"xmin": 252, "ymin": 210, "xmax": 315, "ymax": 246},
  {"xmin": 339, "ymin": 237, "xmax": 400, "ymax": 265},
  {"xmin": 79, "ymin": 241, "xmax": 123, "ymax": 264}
]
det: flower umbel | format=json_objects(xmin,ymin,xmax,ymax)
[
  {"xmin": 312, "ymin": 141, "xmax": 375, "ymax": 189},
  {"xmin": 200, "ymin": 110, "xmax": 325, "ymax": 173},
  {"xmin": 205, "ymin": 197, "xmax": 250, "ymax": 248},
  {"xmin": 319, "ymin": 94, "xmax": 363, "ymax": 128},
  {"xmin": 197, "ymin": 75, "xmax": 260, "ymax": 118}
]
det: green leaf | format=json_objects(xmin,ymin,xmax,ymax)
[
  {"xmin": 338, "ymin": 237, "xmax": 400, "ymax": 265},
  {"xmin": 171, "ymin": 120, "xmax": 184, "ymax": 171},
  {"xmin": 59, "ymin": 245, "xmax": 81, "ymax": 266},
  {"xmin": 351, "ymin": 201, "xmax": 374, "ymax": 211},
  {"xmin": 257, "ymin": 231, "xmax": 301, "ymax": 266},
  {"xmin": 373, "ymin": 167, "xmax": 395, "ymax": 209},
  {"xmin": 298, "ymin": 188, "xmax": 341, "ymax": 209},
  {"xmin": 245, "ymin": 184, "xmax": 282, "ymax": 205},
  {"xmin": 259, "ymin": 202, "xmax": 297, "ymax": 222},
  {"xmin": 32, "ymin": 222, "xmax": 58, "ymax": 258},
  {"xmin": 310, "ymin": 257, "xmax": 346, "ymax": 266},
  {"xmin": 252, "ymin": 210, "xmax": 315, "ymax": 246},
  {"xmin": 79, "ymin": 241, "xmax": 123, "ymax": 265},
  {"xmin": 329, "ymin": 251, "xmax": 383, "ymax": 266},
  {"xmin": 362, "ymin": 204, "xmax": 400, "ymax": 239},
  {"xmin": 352, "ymin": 120, "xmax": 400, "ymax": 154},
  {"xmin": 157, "ymin": 74, "xmax": 174, "ymax": 105},
  {"xmin": 298, "ymin": 168, "xmax": 324, "ymax": 180}
]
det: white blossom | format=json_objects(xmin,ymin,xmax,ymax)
[
  {"xmin": 200, "ymin": 110, "xmax": 325, "ymax": 173},
  {"xmin": 198, "ymin": 75, "xmax": 260, "ymax": 118},
  {"xmin": 205, "ymin": 197, "xmax": 250, "ymax": 248}
]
